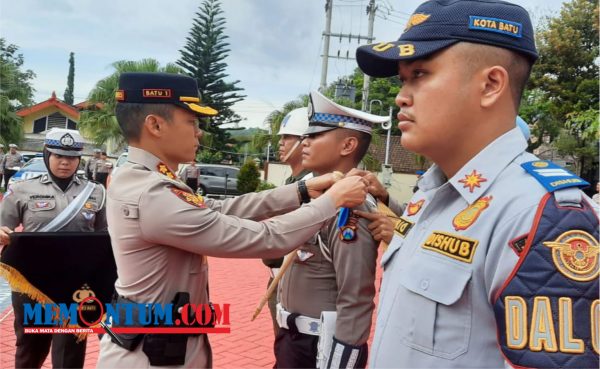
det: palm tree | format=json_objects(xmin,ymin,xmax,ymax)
[
  {"xmin": 254, "ymin": 97, "xmax": 308, "ymax": 155},
  {"xmin": 78, "ymin": 59, "xmax": 181, "ymax": 151}
]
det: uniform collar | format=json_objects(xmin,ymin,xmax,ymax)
[
  {"xmin": 449, "ymin": 127, "xmax": 527, "ymax": 204},
  {"xmin": 128, "ymin": 147, "xmax": 179, "ymax": 179},
  {"xmin": 40, "ymin": 173, "xmax": 81, "ymax": 185}
]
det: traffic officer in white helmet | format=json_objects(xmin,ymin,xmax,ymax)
[
  {"xmin": 262, "ymin": 107, "xmax": 313, "ymax": 338},
  {"xmin": 0, "ymin": 128, "xmax": 107, "ymax": 368}
]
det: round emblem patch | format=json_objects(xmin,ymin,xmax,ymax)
[
  {"xmin": 543, "ymin": 230, "xmax": 599, "ymax": 282},
  {"xmin": 60, "ymin": 133, "xmax": 75, "ymax": 147},
  {"xmin": 339, "ymin": 225, "xmax": 357, "ymax": 242}
]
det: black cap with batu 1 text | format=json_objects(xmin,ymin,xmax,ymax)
[
  {"xmin": 356, "ymin": 0, "xmax": 537, "ymax": 78},
  {"xmin": 116, "ymin": 72, "xmax": 218, "ymax": 116}
]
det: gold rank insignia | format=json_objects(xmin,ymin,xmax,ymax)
[
  {"xmin": 544, "ymin": 230, "xmax": 599, "ymax": 282},
  {"xmin": 404, "ymin": 13, "xmax": 430, "ymax": 31},
  {"xmin": 157, "ymin": 163, "xmax": 176, "ymax": 179},
  {"xmin": 170, "ymin": 187, "xmax": 205, "ymax": 208},
  {"xmin": 406, "ymin": 199, "xmax": 425, "ymax": 216},
  {"xmin": 452, "ymin": 196, "xmax": 492, "ymax": 231},
  {"xmin": 84, "ymin": 202, "xmax": 93, "ymax": 210},
  {"xmin": 458, "ymin": 169, "xmax": 488, "ymax": 193}
]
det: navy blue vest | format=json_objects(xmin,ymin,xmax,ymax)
[{"xmin": 494, "ymin": 192, "xmax": 599, "ymax": 368}]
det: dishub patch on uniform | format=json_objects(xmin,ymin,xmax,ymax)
[
  {"xmin": 422, "ymin": 231, "xmax": 479, "ymax": 263},
  {"xmin": 393, "ymin": 217, "xmax": 414, "ymax": 238}
]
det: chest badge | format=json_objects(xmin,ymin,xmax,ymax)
[
  {"xmin": 406, "ymin": 199, "xmax": 425, "ymax": 216},
  {"xmin": 170, "ymin": 187, "xmax": 205, "ymax": 208},
  {"xmin": 544, "ymin": 230, "xmax": 599, "ymax": 282},
  {"xmin": 157, "ymin": 163, "xmax": 176, "ymax": 179},
  {"xmin": 453, "ymin": 196, "xmax": 493, "ymax": 231},
  {"xmin": 296, "ymin": 249, "xmax": 314, "ymax": 262},
  {"xmin": 458, "ymin": 170, "xmax": 487, "ymax": 193},
  {"xmin": 35, "ymin": 201, "xmax": 50, "ymax": 209}
]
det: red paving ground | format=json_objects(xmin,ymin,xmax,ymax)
[{"xmin": 1, "ymin": 254, "xmax": 383, "ymax": 368}]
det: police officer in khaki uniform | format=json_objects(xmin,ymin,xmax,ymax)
[
  {"xmin": 93, "ymin": 151, "xmax": 112, "ymax": 187},
  {"xmin": 3, "ymin": 143, "xmax": 23, "ymax": 189},
  {"xmin": 0, "ymin": 128, "xmax": 106, "ymax": 368},
  {"xmin": 85, "ymin": 148, "xmax": 101, "ymax": 180},
  {"xmin": 181, "ymin": 159, "xmax": 200, "ymax": 193},
  {"xmin": 95, "ymin": 72, "xmax": 368, "ymax": 368},
  {"xmin": 262, "ymin": 107, "xmax": 313, "ymax": 337},
  {"xmin": 275, "ymin": 91, "xmax": 389, "ymax": 369}
]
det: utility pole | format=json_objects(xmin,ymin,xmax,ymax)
[
  {"xmin": 361, "ymin": 0, "xmax": 377, "ymax": 112},
  {"xmin": 320, "ymin": 0, "xmax": 333, "ymax": 91}
]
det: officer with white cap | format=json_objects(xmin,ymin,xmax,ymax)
[
  {"xmin": 0, "ymin": 128, "xmax": 107, "ymax": 368},
  {"xmin": 263, "ymin": 107, "xmax": 313, "ymax": 337},
  {"xmin": 275, "ymin": 91, "xmax": 388, "ymax": 369},
  {"xmin": 3, "ymin": 143, "xmax": 23, "ymax": 188},
  {"xmin": 84, "ymin": 148, "xmax": 102, "ymax": 180},
  {"xmin": 0, "ymin": 143, "xmax": 5, "ymax": 189}
]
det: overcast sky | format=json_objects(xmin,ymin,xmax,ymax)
[{"xmin": 1, "ymin": 0, "xmax": 566, "ymax": 129}]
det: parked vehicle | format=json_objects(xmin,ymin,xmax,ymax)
[
  {"xmin": 7, "ymin": 157, "xmax": 47, "ymax": 188},
  {"xmin": 178, "ymin": 164, "xmax": 240, "ymax": 196}
]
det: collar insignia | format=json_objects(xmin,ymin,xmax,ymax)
[
  {"xmin": 170, "ymin": 187, "xmax": 205, "ymax": 208},
  {"xmin": 544, "ymin": 230, "xmax": 599, "ymax": 282},
  {"xmin": 404, "ymin": 13, "xmax": 430, "ymax": 31},
  {"xmin": 453, "ymin": 196, "xmax": 492, "ymax": 231},
  {"xmin": 296, "ymin": 249, "xmax": 314, "ymax": 262},
  {"xmin": 458, "ymin": 170, "xmax": 487, "ymax": 193},
  {"xmin": 407, "ymin": 199, "xmax": 425, "ymax": 216},
  {"xmin": 157, "ymin": 163, "xmax": 176, "ymax": 179}
]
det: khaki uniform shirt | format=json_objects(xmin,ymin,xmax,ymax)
[
  {"xmin": 85, "ymin": 157, "xmax": 99, "ymax": 176},
  {"xmin": 279, "ymin": 196, "xmax": 379, "ymax": 345},
  {"xmin": 0, "ymin": 152, "xmax": 5, "ymax": 174},
  {"xmin": 0, "ymin": 174, "xmax": 107, "ymax": 232},
  {"xmin": 94, "ymin": 159, "xmax": 113, "ymax": 175},
  {"xmin": 181, "ymin": 165, "xmax": 200, "ymax": 181},
  {"xmin": 3, "ymin": 152, "xmax": 23, "ymax": 170},
  {"xmin": 96, "ymin": 147, "xmax": 338, "ymax": 368}
]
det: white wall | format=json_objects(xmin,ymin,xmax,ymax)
[{"xmin": 261, "ymin": 163, "xmax": 419, "ymax": 206}]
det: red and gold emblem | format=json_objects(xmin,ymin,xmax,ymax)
[
  {"xmin": 157, "ymin": 163, "xmax": 176, "ymax": 179},
  {"xmin": 406, "ymin": 199, "xmax": 425, "ymax": 216},
  {"xmin": 458, "ymin": 170, "xmax": 487, "ymax": 193},
  {"xmin": 544, "ymin": 230, "xmax": 599, "ymax": 282},
  {"xmin": 452, "ymin": 196, "xmax": 492, "ymax": 231},
  {"xmin": 171, "ymin": 187, "xmax": 205, "ymax": 208}
]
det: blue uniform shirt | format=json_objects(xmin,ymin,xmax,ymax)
[{"xmin": 371, "ymin": 127, "xmax": 557, "ymax": 368}]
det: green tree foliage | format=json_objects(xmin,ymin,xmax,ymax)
[
  {"xmin": 178, "ymin": 0, "xmax": 246, "ymax": 149},
  {"xmin": 63, "ymin": 52, "xmax": 75, "ymax": 105},
  {"xmin": 237, "ymin": 159, "xmax": 260, "ymax": 194},
  {"xmin": 526, "ymin": 0, "xmax": 598, "ymax": 176},
  {"xmin": 78, "ymin": 59, "xmax": 181, "ymax": 150},
  {"xmin": 0, "ymin": 38, "xmax": 35, "ymax": 145}
]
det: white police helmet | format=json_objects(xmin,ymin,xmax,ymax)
[
  {"xmin": 44, "ymin": 128, "xmax": 84, "ymax": 157},
  {"xmin": 277, "ymin": 107, "xmax": 310, "ymax": 136}
]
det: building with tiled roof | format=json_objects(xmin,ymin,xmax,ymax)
[{"xmin": 369, "ymin": 134, "xmax": 431, "ymax": 174}]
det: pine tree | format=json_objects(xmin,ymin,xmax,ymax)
[
  {"xmin": 177, "ymin": 0, "xmax": 246, "ymax": 148},
  {"xmin": 63, "ymin": 52, "xmax": 75, "ymax": 105}
]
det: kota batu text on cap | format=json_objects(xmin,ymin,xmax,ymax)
[
  {"xmin": 116, "ymin": 72, "xmax": 218, "ymax": 116},
  {"xmin": 356, "ymin": 0, "xmax": 537, "ymax": 78},
  {"xmin": 305, "ymin": 91, "xmax": 390, "ymax": 136}
]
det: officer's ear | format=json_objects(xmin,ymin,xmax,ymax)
[
  {"xmin": 340, "ymin": 135, "xmax": 359, "ymax": 158},
  {"xmin": 143, "ymin": 114, "xmax": 166, "ymax": 138},
  {"xmin": 478, "ymin": 65, "xmax": 509, "ymax": 109}
]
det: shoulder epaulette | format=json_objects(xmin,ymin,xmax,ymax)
[{"xmin": 521, "ymin": 160, "xmax": 589, "ymax": 192}]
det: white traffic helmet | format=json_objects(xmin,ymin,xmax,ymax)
[
  {"xmin": 277, "ymin": 107, "xmax": 309, "ymax": 137},
  {"xmin": 44, "ymin": 128, "xmax": 85, "ymax": 157}
]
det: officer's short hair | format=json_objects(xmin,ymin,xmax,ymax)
[
  {"xmin": 459, "ymin": 43, "xmax": 532, "ymax": 108},
  {"xmin": 115, "ymin": 103, "xmax": 175, "ymax": 142}
]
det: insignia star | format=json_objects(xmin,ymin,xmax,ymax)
[{"xmin": 458, "ymin": 170, "xmax": 487, "ymax": 193}]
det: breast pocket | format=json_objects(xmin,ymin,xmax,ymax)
[
  {"xmin": 397, "ymin": 251, "xmax": 472, "ymax": 359},
  {"xmin": 27, "ymin": 199, "xmax": 56, "ymax": 222}
]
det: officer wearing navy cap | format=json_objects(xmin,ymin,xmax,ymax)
[
  {"xmin": 355, "ymin": 0, "xmax": 599, "ymax": 368},
  {"xmin": 0, "ymin": 128, "xmax": 106, "ymax": 368},
  {"xmin": 96, "ymin": 74, "xmax": 369, "ymax": 368},
  {"xmin": 275, "ymin": 91, "xmax": 388, "ymax": 369}
]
